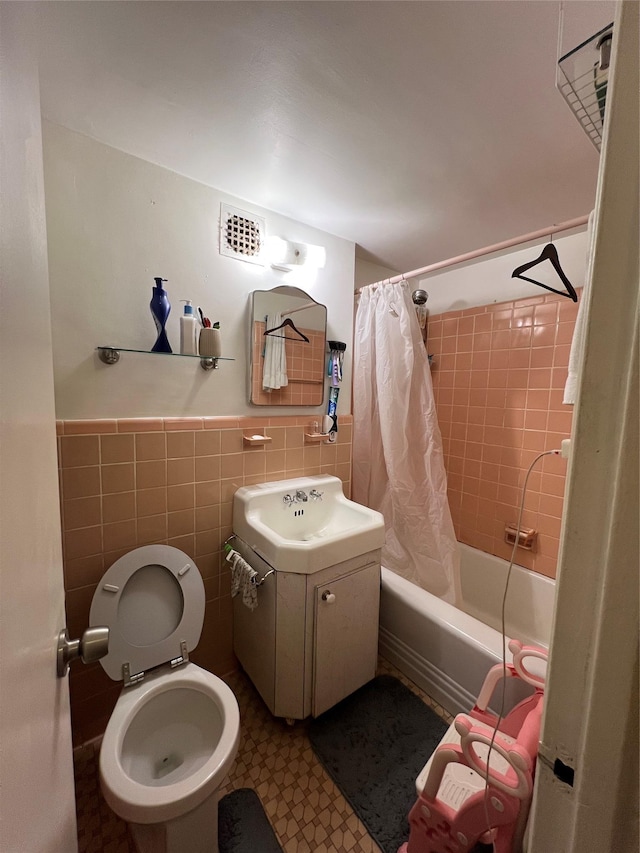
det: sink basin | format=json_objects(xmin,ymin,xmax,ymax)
[{"xmin": 233, "ymin": 475, "xmax": 385, "ymax": 573}]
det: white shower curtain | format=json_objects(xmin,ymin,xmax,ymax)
[{"xmin": 353, "ymin": 281, "xmax": 459, "ymax": 602}]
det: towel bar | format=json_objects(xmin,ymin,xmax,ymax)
[{"xmin": 224, "ymin": 541, "xmax": 275, "ymax": 587}]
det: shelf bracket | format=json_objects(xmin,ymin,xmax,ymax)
[{"xmin": 200, "ymin": 357, "xmax": 218, "ymax": 371}]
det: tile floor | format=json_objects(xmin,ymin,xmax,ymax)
[{"xmin": 74, "ymin": 657, "xmax": 452, "ymax": 853}]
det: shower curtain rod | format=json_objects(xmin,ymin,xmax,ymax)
[
  {"xmin": 282, "ymin": 302, "xmax": 316, "ymax": 316},
  {"xmin": 357, "ymin": 214, "xmax": 589, "ymax": 291}
]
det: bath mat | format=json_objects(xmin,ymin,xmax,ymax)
[
  {"xmin": 218, "ymin": 788, "xmax": 283, "ymax": 853},
  {"xmin": 308, "ymin": 675, "xmax": 448, "ymax": 853}
]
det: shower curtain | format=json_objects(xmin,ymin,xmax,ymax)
[{"xmin": 353, "ymin": 281, "xmax": 459, "ymax": 602}]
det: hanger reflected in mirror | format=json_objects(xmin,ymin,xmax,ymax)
[
  {"xmin": 512, "ymin": 243, "xmax": 578, "ymax": 302},
  {"xmin": 264, "ymin": 317, "xmax": 310, "ymax": 342}
]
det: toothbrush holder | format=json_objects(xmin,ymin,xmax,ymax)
[{"xmin": 199, "ymin": 328, "xmax": 222, "ymax": 359}]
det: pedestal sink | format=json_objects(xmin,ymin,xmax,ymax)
[{"xmin": 232, "ymin": 475, "xmax": 385, "ymax": 573}]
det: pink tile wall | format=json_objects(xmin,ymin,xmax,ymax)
[
  {"xmin": 428, "ymin": 292, "xmax": 579, "ymax": 579},
  {"xmin": 58, "ymin": 414, "xmax": 353, "ymax": 745}
]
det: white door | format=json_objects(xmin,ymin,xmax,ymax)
[
  {"xmin": 0, "ymin": 5, "xmax": 78, "ymax": 851},
  {"xmin": 528, "ymin": 3, "xmax": 639, "ymax": 850}
]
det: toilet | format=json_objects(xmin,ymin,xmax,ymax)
[{"xmin": 90, "ymin": 544, "xmax": 240, "ymax": 853}]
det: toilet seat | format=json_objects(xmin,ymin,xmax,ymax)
[{"xmin": 90, "ymin": 545, "xmax": 205, "ymax": 683}]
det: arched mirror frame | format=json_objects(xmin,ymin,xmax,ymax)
[{"xmin": 249, "ymin": 286, "xmax": 327, "ymax": 406}]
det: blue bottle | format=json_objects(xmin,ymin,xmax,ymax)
[{"xmin": 150, "ymin": 277, "xmax": 172, "ymax": 353}]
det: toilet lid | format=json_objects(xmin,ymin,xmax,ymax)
[{"xmin": 89, "ymin": 545, "xmax": 205, "ymax": 682}]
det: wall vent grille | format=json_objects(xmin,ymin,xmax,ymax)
[{"xmin": 219, "ymin": 204, "xmax": 265, "ymax": 265}]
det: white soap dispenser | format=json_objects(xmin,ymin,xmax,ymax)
[{"xmin": 179, "ymin": 300, "xmax": 198, "ymax": 355}]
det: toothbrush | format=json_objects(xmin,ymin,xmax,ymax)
[{"xmin": 332, "ymin": 355, "xmax": 340, "ymax": 386}]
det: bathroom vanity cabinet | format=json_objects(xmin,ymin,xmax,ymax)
[{"xmin": 232, "ymin": 543, "xmax": 381, "ymax": 720}]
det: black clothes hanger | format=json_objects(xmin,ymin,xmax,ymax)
[
  {"xmin": 511, "ymin": 243, "xmax": 578, "ymax": 302},
  {"xmin": 264, "ymin": 317, "xmax": 310, "ymax": 342}
]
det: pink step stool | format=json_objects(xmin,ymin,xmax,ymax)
[{"xmin": 398, "ymin": 640, "xmax": 547, "ymax": 853}]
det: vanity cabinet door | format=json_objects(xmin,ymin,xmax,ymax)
[{"xmin": 312, "ymin": 562, "xmax": 380, "ymax": 717}]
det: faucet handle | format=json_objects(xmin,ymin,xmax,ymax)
[
  {"xmin": 309, "ymin": 489, "xmax": 323, "ymax": 501},
  {"xmin": 283, "ymin": 493, "xmax": 294, "ymax": 507}
]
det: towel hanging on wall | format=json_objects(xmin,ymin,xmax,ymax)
[
  {"xmin": 563, "ymin": 211, "xmax": 595, "ymax": 403},
  {"xmin": 262, "ymin": 312, "xmax": 288, "ymax": 391}
]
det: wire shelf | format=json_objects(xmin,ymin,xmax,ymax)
[{"xmin": 557, "ymin": 22, "xmax": 613, "ymax": 151}]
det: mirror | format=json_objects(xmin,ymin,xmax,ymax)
[{"xmin": 250, "ymin": 286, "xmax": 327, "ymax": 406}]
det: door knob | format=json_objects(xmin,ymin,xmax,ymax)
[
  {"xmin": 321, "ymin": 591, "xmax": 336, "ymax": 604},
  {"xmin": 56, "ymin": 626, "xmax": 109, "ymax": 677}
]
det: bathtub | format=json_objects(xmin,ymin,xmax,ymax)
[{"xmin": 379, "ymin": 543, "xmax": 556, "ymax": 716}]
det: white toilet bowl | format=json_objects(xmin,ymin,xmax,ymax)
[{"xmin": 90, "ymin": 545, "xmax": 240, "ymax": 853}]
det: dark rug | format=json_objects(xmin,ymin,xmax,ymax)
[
  {"xmin": 308, "ymin": 675, "xmax": 448, "ymax": 853},
  {"xmin": 218, "ymin": 788, "xmax": 283, "ymax": 853}
]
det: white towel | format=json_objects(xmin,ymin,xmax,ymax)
[
  {"xmin": 229, "ymin": 551, "xmax": 258, "ymax": 610},
  {"xmin": 262, "ymin": 312, "xmax": 288, "ymax": 391},
  {"xmin": 563, "ymin": 210, "xmax": 595, "ymax": 404}
]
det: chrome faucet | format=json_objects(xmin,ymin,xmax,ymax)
[
  {"xmin": 283, "ymin": 490, "xmax": 309, "ymax": 506},
  {"xmin": 309, "ymin": 489, "xmax": 324, "ymax": 501}
]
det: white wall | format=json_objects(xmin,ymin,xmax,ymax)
[
  {"xmin": 42, "ymin": 122, "xmax": 355, "ymax": 419},
  {"xmin": 354, "ymin": 257, "xmax": 399, "ymax": 291},
  {"xmin": 415, "ymin": 228, "xmax": 589, "ymax": 315}
]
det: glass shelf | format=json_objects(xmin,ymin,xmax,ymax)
[{"xmin": 96, "ymin": 346, "xmax": 234, "ymax": 371}]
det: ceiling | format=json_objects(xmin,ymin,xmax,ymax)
[{"xmin": 33, "ymin": 1, "xmax": 614, "ymax": 272}]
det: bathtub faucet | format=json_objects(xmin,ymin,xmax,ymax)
[{"xmin": 295, "ymin": 490, "xmax": 308, "ymax": 502}]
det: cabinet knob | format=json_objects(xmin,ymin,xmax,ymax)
[{"xmin": 321, "ymin": 590, "xmax": 336, "ymax": 604}]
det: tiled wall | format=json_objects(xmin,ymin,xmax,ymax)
[
  {"xmin": 251, "ymin": 322, "xmax": 326, "ymax": 405},
  {"xmin": 428, "ymin": 291, "xmax": 579, "ymax": 578},
  {"xmin": 58, "ymin": 415, "xmax": 353, "ymax": 745}
]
